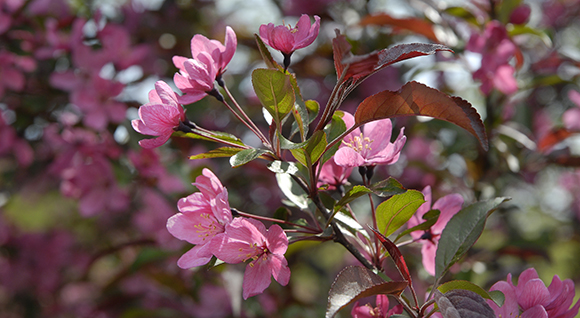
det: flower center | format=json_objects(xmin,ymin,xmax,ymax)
[{"xmin": 342, "ymin": 133, "xmax": 373, "ymax": 154}]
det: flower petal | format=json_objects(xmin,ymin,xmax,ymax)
[
  {"xmin": 242, "ymin": 257, "xmax": 272, "ymax": 299},
  {"xmin": 176, "ymin": 244, "xmax": 213, "ymax": 269}
]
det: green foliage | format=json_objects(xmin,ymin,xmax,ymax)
[{"xmin": 376, "ymin": 190, "xmax": 425, "ymax": 237}]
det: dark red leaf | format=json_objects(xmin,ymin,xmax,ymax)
[
  {"xmin": 434, "ymin": 289, "xmax": 495, "ymax": 318},
  {"xmin": 332, "ymin": 30, "xmax": 451, "ymax": 82},
  {"xmin": 354, "ymin": 81, "xmax": 488, "ymax": 151},
  {"xmin": 360, "ymin": 13, "xmax": 439, "ymax": 42},
  {"xmin": 326, "ymin": 265, "xmax": 407, "ymax": 318},
  {"xmin": 369, "ymin": 227, "xmax": 411, "ymax": 284},
  {"xmin": 538, "ymin": 128, "xmax": 574, "ymax": 152}
]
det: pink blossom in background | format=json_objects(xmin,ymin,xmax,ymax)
[
  {"xmin": 0, "ymin": 110, "xmax": 33, "ymax": 166},
  {"xmin": 0, "ymin": 49, "xmax": 36, "ymax": 98},
  {"xmin": 466, "ymin": 20, "xmax": 518, "ymax": 95},
  {"xmin": 134, "ymin": 189, "xmax": 181, "ymax": 248},
  {"xmin": 128, "ymin": 148, "xmax": 185, "ymax": 194},
  {"xmin": 132, "ymin": 80, "xmax": 187, "ymax": 148},
  {"xmin": 509, "ymin": 4, "xmax": 531, "ymax": 24},
  {"xmin": 351, "ymin": 294, "xmax": 403, "ymax": 318},
  {"xmin": 334, "ymin": 112, "xmax": 406, "ymax": 168},
  {"xmin": 98, "ymin": 24, "xmax": 150, "ymax": 70},
  {"xmin": 259, "ymin": 14, "xmax": 320, "ymax": 55},
  {"xmin": 317, "ymin": 159, "xmax": 353, "ymax": 190},
  {"xmin": 70, "ymin": 74, "xmax": 127, "ymax": 131},
  {"xmin": 563, "ymin": 90, "xmax": 580, "ymax": 131},
  {"xmin": 487, "ymin": 268, "xmax": 580, "ymax": 318},
  {"xmin": 406, "ymin": 186, "xmax": 463, "ymax": 276},
  {"xmin": 210, "ymin": 217, "xmax": 290, "ymax": 299},
  {"xmin": 60, "ymin": 155, "xmax": 129, "ymax": 217},
  {"xmin": 166, "ymin": 169, "xmax": 233, "ymax": 268}
]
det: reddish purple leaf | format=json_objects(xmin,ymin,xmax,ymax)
[
  {"xmin": 332, "ymin": 30, "xmax": 451, "ymax": 82},
  {"xmin": 538, "ymin": 128, "xmax": 574, "ymax": 152},
  {"xmin": 360, "ymin": 13, "xmax": 439, "ymax": 42},
  {"xmin": 326, "ymin": 266, "xmax": 407, "ymax": 318},
  {"xmin": 369, "ymin": 227, "xmax": 411, "ymax": 284},
  {"xmin": 354, "ymin": 81, "xmax": 488, "ymax": 151}
]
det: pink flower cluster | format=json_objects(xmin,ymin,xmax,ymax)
[
  {"xmin": 133, "ymin": 27, "xmax": 238, "ymax": 147},
  {"xmin": 466, "ymin": 20, "xmax": 518, "ymax": 95},
  {"xmin": 166, "ymin": 169, "xmax": 290, "ymax": 299},
  {"xmin": 488, "ymin": 268, "xmax": 580, "ymax": 318}
]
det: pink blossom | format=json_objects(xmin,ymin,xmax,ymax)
[
  {"xmin": 318, "ymin": 159, "xmax": 353, "ymax": 190},
  {"xmin": 166, "ymin": 169, "xmax": 232, "ymax": 268},
  {"xmin": 407, "ymin": 186, "xmax": 463, "ymax": 276},
  {"xmin": 173, "ymin": 26, "xmax": 236, "ymax": 81},
  {"xmin": 128, "ymin": 148, "xmax": 185, "ymax": 194},
  {"xmin": 172, "ymin": 27, "xmax": 236, "ymax": 103},
  {"xmin": 70, "ymin": 74, "xmax": 127, "ymax": 131},
  {"xmin": 60, "ymin": 155, "xmax": 129, "ymax": 217},
  {"xmin": 466, "ymin": 21, "xmax": 518, "ymax": 95},
  {"xmin": 351, "ymin": 294, "xmax": 403, "ymax": 318},
  {"xmin": 0, "ymin": 49, "xmax": 36, "ymax": 98},
  {"xmin": 563, "ymin": 90, "xmax": 580, "ymax": 131},
  {"xmin": 210, "ymin": 217, "xmax": 290, "ymax": 299},
  {"xmin": 259, "ymin": 14, "xmax": 320, "ymax": 56},
  {"xmin": 132, "ymin": 80, "xmax": 187, "ymax": 148},
  {"xmin": 487, "ymin": 268, "xmax": 580, "ymax": 318},
  {"xmin": 334, "ymin": 112, "xmax": 406, "ymax": 168},
  {"xmin": 173, "ymin": 52, "xmax": 221, "ymax": 104}
]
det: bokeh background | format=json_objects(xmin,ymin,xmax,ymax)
[{"xmin": 1, "ymin": 0, "xmax": 580, "ymax": 317}]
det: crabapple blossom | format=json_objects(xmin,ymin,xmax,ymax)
[
  {"xmin": 466, "ymin": 20, "xmax": 518, "ymax": 95},
  {"xmin": 406, "ymin": 186, "xmax": 463, "ymax": 276},
  {"xmin": 259, "ymin": 14, "xmax": 320, "ymax": 69},
  {"xmin": 318, "ymin": 158, "xmax": 353, "ymax": 190},
  {"xmin": 210, "ymin": 217, "xmax": 290, "ymax": 299},
  {"xmin": 334, "ymin": 112, "xmax": 406, "ymax": 168},
  {"xmin": 487, "ymin": 268, "xmax": 580, "ymax": 318},
  {"xmin": 351, "ymin": 294, "xmax": 403, "ymax": 318},
  {"xmin": 166, "ymin": 169, "xmax": 232, "ymax": 268},
  {"xmin": 132, "ymin": 81, "xmax": 187, "ymax": 148},
  {"xmin": 563, "ymin": 90, "xmax": 580, "ymax": 131},
  {"xmin": 173, "ymin": 26, "xmax": 236, "ymax": 82},
  {"xmin": 173, "ymin": 52, "xmax": 222, "ymax": 104},
  {"xmin": 172, "ymin": 26, "xmax": 236, "ymax": 103}
]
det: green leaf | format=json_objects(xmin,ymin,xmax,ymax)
[
  {"xmin": 370, "ymin": 177, "xmax": 407, "ymax": 197},
  {"xmin": 174, "ymin": 130, "xmax": 244, "ymax": 146},
  {"xmin": 189, "ymin": 147, "xmax": 244, "ymax": 160},
  {"xmin": 290, "ymin": 130, "xmax": 327, "ymax": 166},
  {"xmin": 288, "ymin": 72, "xmax": 310, "ymax": 140},
  {"xmin": 276, "ymin": 172, "xmax": 309, "ymax": 210},
  {"xmin": 376, "ymin": 190, "xmax": 425, "ymax": 237},
  {"xmin": 334, "ymin": 185, "xmax": 373, "ymax": 212},
  {"xmin": 434, "ymin": 197, "xmax": 510, "ymax": 279},
  {"xmin": 438, "ymin": 280, "xmax": 505, "ymax": 308},
  {"xmin": 229, "ymin": 148, "xmax": 269, "ymax": 168},
  {"xmin": 252, "ymin": 68, "xmax": 295, "ymax": 125},
  {"xmin": 267, "ymin": 160, "xmax": 299, "ymax": 175},
  {"xmin": 326, "ymin": 266, "xmax": 407, "ymax": 318},
  {"xmin": 254, "ymin": 33, "xmax": 281, "ymax": 70},
  {"xmin": 394, "ymin": 209, "xmax": 440, "ymax": 242},
  {"xmin": 321, "ymin": 111, "xmax": 347, "ymax": 164}
]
